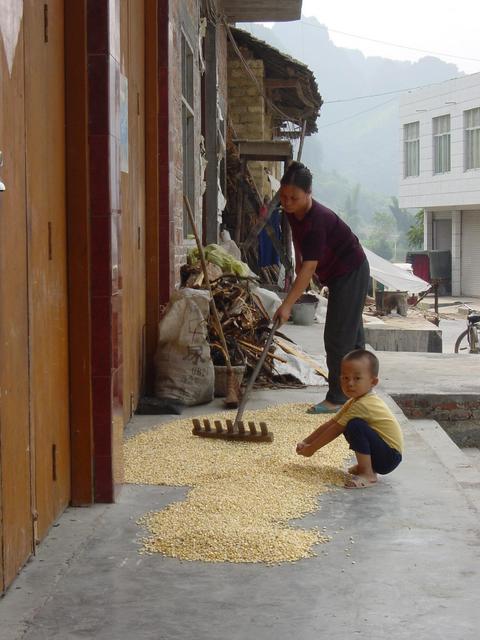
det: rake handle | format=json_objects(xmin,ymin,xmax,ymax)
[{"xmin": 233, "ymin": 319, "xmax": 280, "ymax": 429}]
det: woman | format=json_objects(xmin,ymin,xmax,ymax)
[{"xmin": 273, "ymin": 162, "xmax": 370, "ymax": 413}]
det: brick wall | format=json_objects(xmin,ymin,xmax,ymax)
[
  {"xmin": 228, "ymin": 56, "xmax": 271, "ymax": 200},
  {"xmin": 168, "ymin": 0, "xmax": 203, "ymax": 287},
  {"xmin": 393, "ymin": 394, "xmax": 480, "ymax": 421}
]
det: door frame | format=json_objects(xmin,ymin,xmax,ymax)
[{"xmin": 64, "ymin": 0, "xmax": 94, "ymax": 505}]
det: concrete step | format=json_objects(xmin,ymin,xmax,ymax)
[
  {"xmin": 463, "ymin": 447, "xmax": 480, "ymax": 472},
  {"xmin": 409, "ymin": 419, "xmax": 480, "ymax": 513},
  {"xmin": 364, "ymin": 315, "xmax": 442, "ymax": 352}
]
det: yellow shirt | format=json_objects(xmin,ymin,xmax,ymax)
[{"xmin": 334, "ymin": 392, "xmax": 404, "ymax": 453}]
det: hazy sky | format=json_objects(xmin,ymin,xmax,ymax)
[{"xmin": 269, "ymin": 0, "xmax": 480, "ymax": 75}]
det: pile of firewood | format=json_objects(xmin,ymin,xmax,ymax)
[
  {"xmin": 180, "ymin": 265, "xmax": 289, "ymax": 383},
  {"xmin": 259, "ymin": 264, "xmax": 280, "ymax": 286}
]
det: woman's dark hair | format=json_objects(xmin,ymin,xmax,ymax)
[{"xmin": 280, "ymin": 161, "xmax": 313, "ymax": 193}]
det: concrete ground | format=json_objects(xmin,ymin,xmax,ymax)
[
  {"xmin": 369, "ymin": 296, "xmax": 480, "ymax": 454},
  {"xmin": 376, "ymin": 351, "xmax": 479, "ymax": 395},
  {"xmin": 427, "ymin": 293, "xmax": 480, "ymax": 353},
  {"xmin": 363, "ymin": 317, "xmax": 477, "ymax": 394},
  {"xmin": 1, "ymin": 321, "xmax": 480, "ymax": 639}
]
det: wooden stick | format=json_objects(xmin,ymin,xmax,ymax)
[
  {"xmin": 274, "ymin": 336, "xmax": 328, "ymax": 379},
  {"xmin": 237, "ymin": 340, "xmax": 287, "ymax": 363},
  {"xmin": 183, "ymin": 196, "xmax": 233, "ymax": 373}
]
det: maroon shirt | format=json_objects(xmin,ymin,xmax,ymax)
[{"xmin": 286, "ymin": 199, "xmax": 365, "ymax": 285}]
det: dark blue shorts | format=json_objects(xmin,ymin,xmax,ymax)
[{"xmin": 343, "ymin": 418, "xmax": 402, "ymax": 475}]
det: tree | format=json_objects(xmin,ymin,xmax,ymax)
[
  {"xmin": 407, "ymin": 209, "xmax": 424, "ymax": 249},
  {"xmin": 364, "ymin": 210, "xmax": 396, "ymax": 260},
  {"xmin": 343, "ymin": 183, "xmax": 361, "ymax": 233},
  {"xmin": 389, "ymin": 196, "xmax": 414, "ymax": 235},
  {"xmin": 367, "ymin": 236, "xmax": 393, "ymax": 260}
]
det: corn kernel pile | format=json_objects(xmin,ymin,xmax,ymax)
[{"xmin": 124, "ymin": 403, "xmax": 351, "ymax": 564}]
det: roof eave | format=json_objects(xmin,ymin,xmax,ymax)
[{"xmin": 221, "ymin": 1, "xmax": 302, "ymax": 23}]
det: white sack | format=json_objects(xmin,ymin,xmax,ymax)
[
  {"xmin": 251, "ymin": 286, "xmax": 283, "ymax": 319},
  {"xmin": 155, "ymin": 288, "xmax": 214, "ymax": 406}
]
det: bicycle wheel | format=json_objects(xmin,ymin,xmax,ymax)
[{"xmin": 454, "ymin": 329, "xmax": 469, "ymax": 353}]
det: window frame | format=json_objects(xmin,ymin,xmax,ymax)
[
  {"xmin": 432, "ymin": 114, "xmax": 451, "ymax": 175},
  {"xmin": 403, "ymin": 121, "xmax": 420, "ymax": 178},
  {"xmin": 464, "ymin": 107, "xmax": 480, "ymax": 171},
  {"xmin": 181, "ymin": 30, "xmax": 195, "ymax": 238}
]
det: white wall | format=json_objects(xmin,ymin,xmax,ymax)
[
  {"xmin": 451, "ymin": 212, "xmax": 462, "ymax": 296},
  {"xmin": 461, "ymin": 211, "xmax": 480, "ymax": 296},
  {"xmin": 398, "ymin": 73, "xmax": 480, "ymax": 211}
]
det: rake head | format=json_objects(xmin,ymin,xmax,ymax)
[{"xmin": 192, "ymin": 418, "xmax": 273, "ymax": 443}]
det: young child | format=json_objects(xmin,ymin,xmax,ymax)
[{"xmin": 296, "ymin": 349, "xmax": 403, "ymax": 489}]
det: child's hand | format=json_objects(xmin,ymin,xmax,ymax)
[
  {"xmin": 296, "ymin": 441, "xmax": 314, "ymax": 457},
  {"xmin": 296, "ymin": 441, "xmax": 306, "ymax": 454}
]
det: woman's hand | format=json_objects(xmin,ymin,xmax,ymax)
[
  {"xmin": 273, "ymin": 302, "xmax": 292, "ymax": 326},
  {"xmin": 274, "ymin": 260, "xmax": 318, "ymax": 326}
]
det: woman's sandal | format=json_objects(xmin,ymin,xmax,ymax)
[{"xmin": 307, "ymin": 402, "xmax": 342, "ymax": 414}]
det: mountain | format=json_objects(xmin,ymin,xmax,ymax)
[{"xmin": 239, "ymin": 17, "xmax": 462, "ymax": 199}]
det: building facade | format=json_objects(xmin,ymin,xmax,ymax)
[
  {"xmin": 399, "ymin": 73, "xmax": 480, "ymax": 296},
  {"xmin": 0, "ymin": 0, "xmax": 307, "ymax": 594}
]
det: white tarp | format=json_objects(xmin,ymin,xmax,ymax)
[
  {"xmin": 273, "ymin": 349, "xmax": 328, "ymax": 387},
  {"xmin": 364, "ymin": 248, "xmax": 430, "ymax": 294}
]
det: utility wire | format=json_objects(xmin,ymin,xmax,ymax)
[
  {"xmin": 317, "ymin": 97, "xmax": 398, "ymax": 130},
  {"xmin": 300, "ymin": 19, "xmax": 480, "ymax": 63},
  {"xmin": 324, "ymin": 75, "xmax": 467, "ymax": 103}
]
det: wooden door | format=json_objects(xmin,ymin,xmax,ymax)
[
  {"xmin": 24, "ymin": 0, "xmax": 70, "ymax": 541},
  {"xmin": 121, "ymin": 0, "xmax": 146, "ymax": 420},
  {"xmin": 0, "ymin": 1, "xmax": 34, "ymax": 590},
  {"xmin": 0, "ymin": 0, "xmax": 70, "ymax": 591}
]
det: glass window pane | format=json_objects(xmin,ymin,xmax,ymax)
[
  {"xmin": 404, "ymin": 122, "xmax": 420, "ymax": 176},
  {"xmin": 464, "ymin": 108, "xmax": 480, "ymax": 169}
]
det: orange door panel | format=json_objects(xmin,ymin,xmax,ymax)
[
  {"xmin": 0, "ymin": 1, "xmax": 34, "ymax": 590},
  {"xmin": 24, "ymin": 0, "xmax": 70, "ymax": 541}
]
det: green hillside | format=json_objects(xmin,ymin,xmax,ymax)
[{"xmin": 241, "ymin": 18, "xmax": 461, "ymax": 196}]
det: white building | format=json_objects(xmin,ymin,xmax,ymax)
[{"xmin": 399, "ymin": 73, "xmax": 480, "ymax": 296}]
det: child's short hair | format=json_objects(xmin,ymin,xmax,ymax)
[{"xmin": 342, "ymin": 349, "xmax": 379, "ymax": 377}]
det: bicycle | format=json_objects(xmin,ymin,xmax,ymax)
[{"xmin": 454, "ymin": 305, "xmax": 480, "ymax": 353}]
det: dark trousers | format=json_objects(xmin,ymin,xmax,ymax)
[
  {"xmin": 344, "ymin": 418, "xmax": 402, "ymax": 474},
  {"xmin": 324, "ymin": 258, "xmax": 370, "ymax": 404}
]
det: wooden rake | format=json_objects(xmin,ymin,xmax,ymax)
[{"xmin": 192, "ymin": 320, "xmax": 279, "ymax": 443}]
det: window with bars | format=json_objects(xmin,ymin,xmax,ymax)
[
  {"xmin": 433, "ymin": 114, "xmax": 451, "ymax": 174},
  {"xmin": 403, "ymin": 121, "xmax": 419, "ymax": 177},
  {"xmin": 464, "ymin": 107, "xmax": 480, "ymax": 170},
  {"xmin": 182, "ymin": 32, "xmax": 195, "ymax": 237}
]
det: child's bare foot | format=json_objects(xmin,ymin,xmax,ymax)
[{"xmin": 344, "ymin": 474, "xmax": 377, "ymax": 489}]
